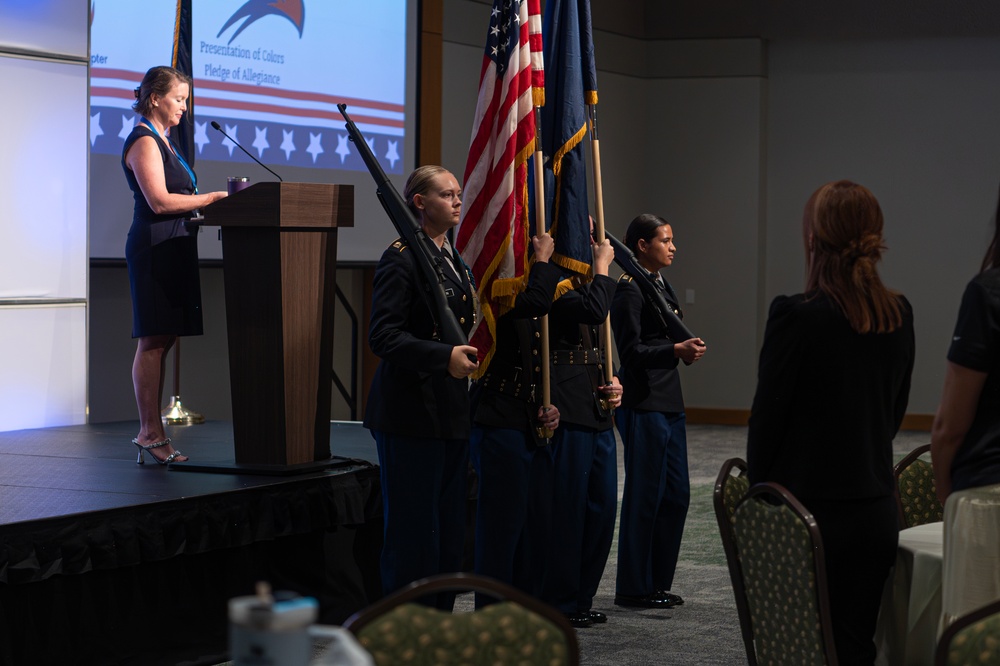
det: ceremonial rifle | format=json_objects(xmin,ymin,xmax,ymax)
[
  {"xmin": 603, "ymin": 229, "xmax": 696, "ymax": 345},
  {"xmin": 338, "ymin": 104, "xmax": 469, "ymax": 350}
]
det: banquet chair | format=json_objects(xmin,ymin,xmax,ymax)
[
  {"xmin": 893, "ymin": 444, "xmax": 944, "ymax": 528},
  {"xmin": 731, "ymin": 482, "xmax": 839, "ymax": 666},
  {"xmin": 713, "ymin": 457, "xmax": 756, "ymax": 665},
  {"xmin": 934, "ymin": 598, "xmax": 1000, "ymax": 666},
  {"xmin": 342, "ymin": 572, "xmax": 580, "ymax": 666}
]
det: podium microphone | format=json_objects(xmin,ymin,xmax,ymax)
[{"xmin": 210, "ymin": 121, "xmax": 283, "ymax": 182}]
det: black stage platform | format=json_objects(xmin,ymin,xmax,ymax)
[{"xmin": 0, "ymin": 420, "xmax": 383, "ymax": 666}]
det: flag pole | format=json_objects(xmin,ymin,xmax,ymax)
[
  {"xmin": 587, "ymin": 104, "xmax": 615, "ymax": 387},
  {"xmin": 161, "ymin": 0, "xmax": 205, "ymax": 427},
  {"xmin": 533, "ymin": 107, "xmax": 554, "ymax": 440}
]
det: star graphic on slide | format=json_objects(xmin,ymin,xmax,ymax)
[
  {"xmin": 280, "ymin": 129, "xmax": 296, "ymax": 160},
  {"xmin": 335, "ymin": 133, "xmax": 351, "ymax": 164},
  {"xmin": 306, "ymin": 132, "xmax": 324, "ymax": 163},
  {"xmin": 118, "ymin": 114, "xmax": 136, "ymax": 139},
  {"xmin": 222, "ymin": 124, "xmax": 240, "ymax": 156},
  {"xmin": 386, "ymin": 140, "xmax": 400, "ymax": 169},
  {"xmin": 90, "ymin": 112, "xmax": 104, "ymax": 146},
  {"xmin": 252, "ymin": 126, "xmax": 269, "ymax": 158},
  {"xmin": 194, "ymin": 121, "xmax": 210, "ymax": 153}
]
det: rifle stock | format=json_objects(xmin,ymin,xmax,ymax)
[
  {"xmin": 604, "ymin": 230, "xmax": 696, "ymax": 343},
  {"xmin": 338, "ymin": 104, "xmax": 469, "ymax": 349}
]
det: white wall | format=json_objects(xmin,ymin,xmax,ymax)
[
  {"xmin": 766, "ymin": 38, "xmax": 1000, "ymax": 413},
  {"xmin": 0, "ymin": 1, "xmax": 89, "ymax": 431}
]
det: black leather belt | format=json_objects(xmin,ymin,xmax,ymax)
[
  {"xmin": 480, "ymin": 368, "xmax": 535, "ymax": 401},
  {"xmin": 551, "ymin": 348, "xmax": 602, "ymax": 366}
]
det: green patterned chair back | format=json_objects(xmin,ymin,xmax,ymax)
[
  {"xmin": 713, "ymin": 458, "xmax": 757, "ymax": 664},
  {"xmin": 344, "ymin": 573, "xmax": 580, "ymax": 666},
  {"xmin": 894, "ymin": 444, "xmax": 944, "ymax": 528},
  {"xmin": 355, "ymin": 601, "xmax": 571, "ymax": 665},
  {"xmin": 935, "ymin": 599, "xmax": 1000, "ymax": 666},
  {"xmin": 732, "ymin": 483, "xmax": 838, "ymax": 666},
  {"xmin": 721, "ymin": 463, "xmax": 750, "ymax": 525}
]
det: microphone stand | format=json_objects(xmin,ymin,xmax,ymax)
[{"xmin": 160, "ymin": 338, "xmax": 205, "ymax": 426}]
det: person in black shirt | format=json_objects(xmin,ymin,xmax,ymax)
[{"xmin": 747, "ymin": 181, "xmax": 914, "ymax": 665}]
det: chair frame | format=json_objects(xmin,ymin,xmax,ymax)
[
  {"xmin": 934, "ymin": 597, "xmax": 1000, "ymax": 666},
  {"xmin": 893, "ymin": 443, "xmax": 943, "ymax": 527},
  {"xmin": 713, "ymin": 457, "xmax": 757, "ymax": 665},
  {"xmin": 733, "ymin": 482, "xmax": 840, "ymax": 666},
  {"xmin": 343, "ymin": 572, "xmax": 580, "ymax": 665}
]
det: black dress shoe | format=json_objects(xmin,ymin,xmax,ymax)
[
  {"xmin": 614, "ymin": 593, "xmax": 680, "ymax": 609},
  {"xmin": 654, "ymin": 591, "xmax": 684, "ymax": 606},
  {"xmin": 564, "ymin": 611, "xmax": 593, "ymax": 628},
  {"xmin": 585, "ymin": 610, "xmax": 607, "ymax": 624}
]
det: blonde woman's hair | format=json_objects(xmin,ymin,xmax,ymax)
[{"xmin": 403, "ymin": 165, "xmax": 450, "ymax": 217}]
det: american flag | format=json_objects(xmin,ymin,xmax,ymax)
[{"xmin": 455, "ymin": 0, "xmax": 544, "ymax": 375}]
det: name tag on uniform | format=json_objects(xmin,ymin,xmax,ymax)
[{"xmin": 444, "ymin": 287, "xmax": 455, "ymax": 297}]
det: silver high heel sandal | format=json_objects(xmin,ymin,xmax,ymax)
[{"xmin": 132, "ymin": 437, "xmax": 185, "ymax": 465}]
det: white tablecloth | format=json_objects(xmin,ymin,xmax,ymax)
[
  {"xmin": 942, "ymin": 483, "xmax": 1000, "ymax": 626},
  {"xmin": 875, "ymin": 522, "xmax": 943, "ymax": 666}
]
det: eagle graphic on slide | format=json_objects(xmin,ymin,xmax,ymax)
[{"xmin": 217, "ymin": 0, "xmax": 305, "ymax": 44}]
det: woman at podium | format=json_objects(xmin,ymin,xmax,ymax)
[
  {"xmin": 121, "ymin": 66, "xmax": 227, "ymax": 465},
  {"xmin": 363, "ymin": 165, "xmax": 479, "ymax": 609}
]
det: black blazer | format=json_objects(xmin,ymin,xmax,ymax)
[
  {"xmin": 364, "ymin": 238, "xmax": 476, "ymax": 439},
  {"xmin": 549, "ymin": 275, "xmax": 616, "ymax": 430},
  {"xmin": 747, "ymin": 291, "xmax": 915, "ymax": 501},
  {"xmin": 610, "ymin": 273, "xmax": 684, "ymax": 412}
]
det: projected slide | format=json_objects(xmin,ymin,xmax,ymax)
[{"xmin": 89, "ymin": 0, "xmax": 407, "ymax": 174}]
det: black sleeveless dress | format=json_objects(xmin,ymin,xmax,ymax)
[{"xmin": 122, "ymin": 125, "xmax": 203, "ymax": 338}]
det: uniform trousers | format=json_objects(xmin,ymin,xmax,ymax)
[
  {"xmin": 374, "ymin": 431, "xmax": 468, "ymax": 610},
  {"xmin": 470, "ymin": 425, "xmax": 552, "ymax": 606},
  {"xmin": 543, "ymin": 425, "xmax": 617, "ymax": 613},
  {"xmin": 614, "ymin": 408, "xmax": 689, "ymax": 596}
]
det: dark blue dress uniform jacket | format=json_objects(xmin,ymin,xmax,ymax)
[
  {"xmin": 610, "ymin": 273, "xmax": 684, "ymax": 413},
  {"xmin": 472, "ymin": 261, "xmax": 563, "ymax": 431},
  {"xmin": 364, "ymin": 238, "xmax": 476, "ymax": 439},
  {"xmin": 549, "ymin": 275, "xmax": 617, "ymax": 430}
]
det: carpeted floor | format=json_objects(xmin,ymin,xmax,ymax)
[
  {"xmin": 295, "ymin": 423, "xmax": 931, "ymax": 665},
  {"xmin": 558, "ymin": 424, "xmax": 929, "ymax": 665}
]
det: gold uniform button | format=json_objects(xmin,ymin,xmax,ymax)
[
  {"xmin": 459, "ymin": 317, "xmax": 466, "ymax": 324},
  {"xmin": 462, "ymin": 295, "xmax": 467, "ymax": 301},
  {"xmin": 532, "ymin": 349, "xmax": 538, "ymax": 355}
]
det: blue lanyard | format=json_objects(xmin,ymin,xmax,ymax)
[{"xmin": 140, "ymin": 117, "xmax": 199, "ymax": 194}]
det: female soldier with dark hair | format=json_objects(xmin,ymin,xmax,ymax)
[
  {"xmin": 611, "ymin": 213, "xmax": 706, "ymax": 610},
  {"xmin": 747, "ymin": 180, "xmax": 914, "ymax": 664},
  {"xmin": 364, "ymin": 165, "xmax": 479, "ymax": 610}
]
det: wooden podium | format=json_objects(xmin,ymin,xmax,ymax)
[{"xmin": 197, "ymin": 182, "xmax": 354, "ymax": 472}]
